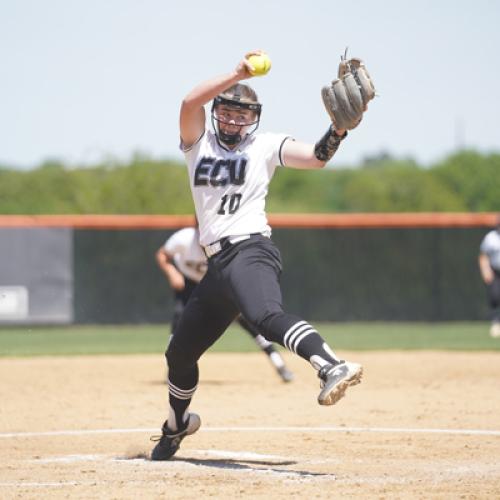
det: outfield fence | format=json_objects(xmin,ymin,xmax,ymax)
[{"xmin": 0, "ymin": 213, "xmax": 497, "ymax": 324}]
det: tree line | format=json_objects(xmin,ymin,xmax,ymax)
[{"xmin": 0, "ymin": 150, "xmax": 499, "ymax": 214}]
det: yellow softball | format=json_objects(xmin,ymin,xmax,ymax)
[{"xmin": 247, "ymin": 53, "xmax": 272, "ymax": 76}]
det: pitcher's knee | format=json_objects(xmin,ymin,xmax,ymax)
[{"xmin": 166, "ymin": 340, "xmax": 197, "ymax": 374}]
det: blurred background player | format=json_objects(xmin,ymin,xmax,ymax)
[
  {"xmin": 478, "ymin": 215, "xmax": 500, "ymax": 338},
  {"xmin": 156, "ymin": 225, "xmax": 294, "ymax": 382}
]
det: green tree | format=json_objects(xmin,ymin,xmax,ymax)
[
  {"xmin": 0, "ymin": 150, "xmax": 498, "ymax": 214},
  {"xmin": 432, "ymin": 151, "xmax": 500, "ymax": 211}
]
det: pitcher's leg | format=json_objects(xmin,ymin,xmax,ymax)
[
  {"xmin": 152, "ymin": 278, "xmax": 238, "ymax": 461},
  {"xmin": 227, "ymin": 240, "xmax": 340, "ymax": 368},
  {"xmin": 171, "ymin": 278, "xmax": 198, "ymax": 336},
  {"xmin": 166, "ymin": 280, "xmax": 238, "ymax": 432},
  {"xmin": 151, "ymin": 267, "xmax": 240, "ymax": 463},
  {"xmin": 226, "ymin": 238, "xmax": 362, "ymax": 405}
]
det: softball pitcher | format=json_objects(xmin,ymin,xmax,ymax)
[{"xmin": 151, "ymin": 49, "xmax": 375, "ymax": 460}]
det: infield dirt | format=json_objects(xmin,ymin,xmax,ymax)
[{"xmin": 1, "ymin": 351, "xmax": 499, "ymax": 498}]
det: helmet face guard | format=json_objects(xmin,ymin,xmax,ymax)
[{"xmin": 211, "ymin": 95, "xmax": 262, "ymax": 146}]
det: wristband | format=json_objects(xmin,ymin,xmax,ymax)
[{"xmin": 314, "ymin": 126, "xmax": 347, "ymax": 162}]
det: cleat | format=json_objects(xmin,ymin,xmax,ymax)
[
  {"xmin": 150, "ymin": 413, "xmax": 201, "ymax": 460},
  {"xmin": 317, "ymin": 361, "xmax": 363, "ymax": 406},
  {"xmin": 277, "ymin": 366, "xmax": 294, "ymax": 383}
]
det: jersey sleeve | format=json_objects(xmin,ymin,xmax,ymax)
[
  {"xmin": 262, "ymin": 133, "xmax": 293, "ymax": 169},
  {"xmin": 480, "ymin": 232, "xmax": 493, "ymax": 255},
  {"xmin": 164, "ymin": 229, "xmax": 189, "ymax": 256},
  {"xmin": 180, "ymin": 130, "xmax": 206, "ymax": 155}
]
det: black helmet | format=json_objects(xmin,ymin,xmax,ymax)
[{"xmin": 211, "ymin": 84, "xmax": 262, "ymax": 146}]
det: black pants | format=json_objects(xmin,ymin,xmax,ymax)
[
  {"xmin": 172, "ymin": 274, "xmax": 268, "ymax": 342},
  {"xmin": 169, "ymin": 235, "xmax": 284, "ymax": 360},
  {"xmin": 171, "ymin": 277, "xmax": 198, "ymax": 335},
  {"xmin": 486, "ymin": 271, "xmax": 500, "ymax": 321},
  {"xmin": 164, "ymin": 235, "xmax": 338, "ymax": 429}
]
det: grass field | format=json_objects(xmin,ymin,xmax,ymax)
[{"xmin": 0, "ymin": 322, "xmax": 498, "ymax": 356}]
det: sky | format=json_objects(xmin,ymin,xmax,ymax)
[{"xmin": 1, "ymin": 0, "xmax": 500, "ymax": 169}]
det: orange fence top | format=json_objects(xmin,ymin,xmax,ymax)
[
  {"xmin": 269, "ymin": 212, "xmax": 499, "ymax": 228},
  {"xmin": 0, "ymin": 213, "xmax": 497, "ymax": 229},
  {"xmin": 0, "ymin": 214, "xmax": 194, "ymax": 229}
]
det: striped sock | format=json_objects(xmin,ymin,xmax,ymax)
[
  {"xmin": 283, "ymin": 320, "xmax": 340, "ymax": 370},
  {"xmin": 167, "ymin": 380, "xmax": 197, "ymax": 432}
]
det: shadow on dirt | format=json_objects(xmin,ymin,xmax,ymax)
[{"xmin": 176, "ymin": 456, "xmax": 334, "ymax": 477}]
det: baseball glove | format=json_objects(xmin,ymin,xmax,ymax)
[{"xmin": 321, "ymin": 51, "xmax": 375, "ymax": 130}]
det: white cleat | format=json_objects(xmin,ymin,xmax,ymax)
[{"xmin": 317, "ymin": 361, "xmax": 363, "ymax": 406}]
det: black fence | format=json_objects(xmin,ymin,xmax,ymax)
[{"xmin": 73, "ymin": 227, "xmax": 490, "ymax": 323}]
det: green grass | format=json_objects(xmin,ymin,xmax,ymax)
[{"xmin": 0, "ymin": 322, "xmax": 498, "ymax": 357}]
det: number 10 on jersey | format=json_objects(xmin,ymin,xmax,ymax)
[{"xmin": 218, "ymin": 193, "xmax": 242, "ymax": 215}]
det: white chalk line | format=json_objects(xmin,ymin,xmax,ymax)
[
  {"xmin": 1, "ymin": 426, "xmax": 500, "ymax": 439},
  {"xmin": 29, "ymin": 454, "xmax": 105, "ymax": 463},
  {"xmin": 28, "ymin": 450, "xmax": 288, "ymax": 464},
  {"xmin": 2, "ymin": 446, "xmax": 498, "ymax": 489},
  {"xmin": 2, "ymin": 449, "xmax": 335, "ymax": 488}
]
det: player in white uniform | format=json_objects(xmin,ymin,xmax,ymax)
[
  {"xmin": 479, "ymin": 216, "xmax": 500, "ymax": 337},
  {"xmin": 151, "ymin": 50, "xmax": 365, "ymax": 460},
  {"xmin": 156, "ymin": 226, "xmax": 294, "ymax": 382}
]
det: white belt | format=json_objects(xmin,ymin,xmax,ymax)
[{"xmin": 203, "ymin": 232, "xmax": 270, "ymax": 258}]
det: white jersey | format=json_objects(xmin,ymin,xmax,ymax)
[
  {"xmin": 480, "ymin": 229, "xmax": 500, "ymax": 271},
  {"xmin": 183, "ymin": 130, "xmax": 289, "ymax": 247},
  {"xmin": 163, "ymin": 227, "xmax": 207, "ymax": 283}
]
